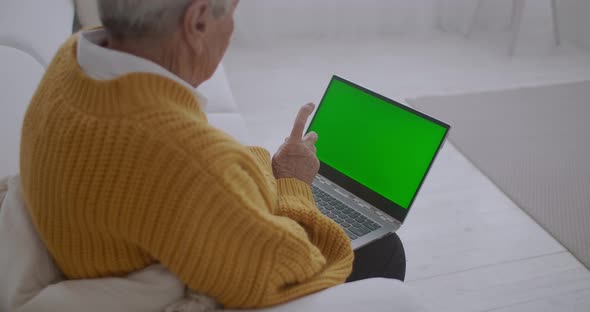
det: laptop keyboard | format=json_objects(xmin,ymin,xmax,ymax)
[{"xmin": 311, "ymin": 185, "xmax": 381, "ymax": 240}]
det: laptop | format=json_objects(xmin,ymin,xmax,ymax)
[{"xmin": 307, "ymin": 76, "xmax": 450, "ymax": 250}]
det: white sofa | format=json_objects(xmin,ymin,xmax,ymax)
[{"xmin": 0, "ymin": 1, "xmax": 426, "ymax": 311}]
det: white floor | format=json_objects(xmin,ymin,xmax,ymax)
[{"xmin": 223, "ymin": 32, "xmax": 590, "ymax": 312}]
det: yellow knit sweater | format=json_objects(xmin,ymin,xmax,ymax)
[{"xmin": 20, "ymin": 36, "xmax": 353, "ymax": 308}]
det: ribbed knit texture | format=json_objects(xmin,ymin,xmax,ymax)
[{"xmin": 19, "ymin": 35, "xmax": 353, "ymax": 308}]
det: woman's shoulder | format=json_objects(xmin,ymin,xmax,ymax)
[{"xmin": 130, "ymin": 106, "xmax": 249, "ymax": 162}]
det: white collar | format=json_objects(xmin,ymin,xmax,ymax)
[{"xmin": 77, "ymin": 29, "xmax": 208, "ymax": 109}]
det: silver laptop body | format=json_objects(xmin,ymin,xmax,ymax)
[
  {"xmin": 308, "ymin": 76, "xmax": 450, "ymax": 250},
  {"xmin": 312, "ymin": 175, "xmax": 400, "ymax": 250}
]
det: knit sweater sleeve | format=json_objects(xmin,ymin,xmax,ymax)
[
  {"xmin": 116, "ymin": 125, "xmax": 353, "ymax": 309},
  {"xmin": 246, "ymin": 146, "xmax": 353, "ymax": 264}
]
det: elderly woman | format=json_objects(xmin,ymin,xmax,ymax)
[{"xmin": 20, "ymin": 0, "xmax": 406, "ymax": 309}]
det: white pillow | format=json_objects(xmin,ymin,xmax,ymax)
[
  {"xmin": 207, "ymin": 113, "xmax": 251, "ymax": 145},
  {"xmin": 199, "ymin": 64, "xmax": 240, "ymax": 114},
  {"xmin": 0, "ymin": 176, "xmax": 63, "ymax": 311},
  {"xmin": 0, "ymin": 47, "xmax": 45, "ymax": 178},
  {"xmin": 0, "ymin": 176, "xmax": 185, "ymax": 312}
]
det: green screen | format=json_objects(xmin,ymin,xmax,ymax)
[{"xmin": 308, "ymin": 79, "xmax": 447, "ymax": 209}]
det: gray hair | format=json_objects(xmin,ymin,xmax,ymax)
[{"xmin": 98, "ymin": 0, "xmax": 231, "ymax": 39}]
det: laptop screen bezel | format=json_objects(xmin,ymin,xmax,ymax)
[{"xmin": 307, "ymin": 75, "xmax": 451, "ymax": 223}]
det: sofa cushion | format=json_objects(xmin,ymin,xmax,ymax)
[
  {"xmin": 0, "ymin": 176, "xmax": 63, "ymax": 312},
  {"xmin": 74, "ymin": 0, "xmax": 101, "ymax": 28},
  {"xmin": 0, "ymin": 176, "xmax": 185, "ymax": 312},
  {"xmin": 225, "ymin": 278, "xmax": 427, "ymax": 312},
  {"xmin": 207, "ymin": 113, "xmax": 251, "ymax": 145},
  {"xmin": 199, "ymin": 64, "xmax": 240, "ymax": 114},
  {"xmin": 0, "ymin": 46, "xmax": 45, "ymax": 177},
  {"xmin": 0, "ymin": 0, "xmax": 74, "ymax": 66}
]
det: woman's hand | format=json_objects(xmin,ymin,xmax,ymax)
[{"xmin": 272, "ymin": 103, "xmax": 320, "ymax": 185}]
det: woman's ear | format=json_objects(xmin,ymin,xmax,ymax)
[{"xmin": 182, "ymin": 0, "xmax": 212, "ymax": 54}]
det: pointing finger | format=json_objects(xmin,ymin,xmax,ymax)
[
  {"xmin": 302, "ymin": 131, "xmax": 318, "ymax": 145},
  {"xmin": 289, "ymin": 103, "xmax": 315, "ymax": 143}
]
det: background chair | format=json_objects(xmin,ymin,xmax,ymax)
[{"xmin": 466, "ymin": 0, "xmax": 560, "ymax": 55}]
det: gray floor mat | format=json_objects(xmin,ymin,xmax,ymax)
[{"xmin": 408, "ymin": 81, "xmax": 590, "ymax": 269}]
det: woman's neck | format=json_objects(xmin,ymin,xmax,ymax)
[{"xmin": 106, "ymin": 34, "xmax": 207, "ymax": 88}]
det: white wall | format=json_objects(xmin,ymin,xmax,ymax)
[
  {"xmin": 437, "ymin": 0, "xmax": 555, "ymax": 39},
  {"xmin": 70, "ymin": 0, "xmax": 590, "ymax": 52},
  {"xmin": 232, "ymin": 0, "xmax": 438, "ymax": 45},
  {"xmin": 437, "ymin": 0, "xmax": 590, "ymax": 52},
  {"xmin": 234, "ymin": 0, "xmax": 590, "ymax": 53}
]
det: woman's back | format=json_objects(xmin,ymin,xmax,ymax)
[{"xmin": 20, "ymin": 35, "xmax": 353, "ymax": 308}]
